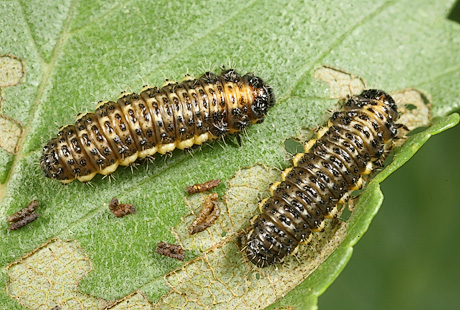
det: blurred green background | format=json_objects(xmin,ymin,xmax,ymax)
[{"xmin": 320, "ymin": 121, "xmax": 460, "ymax": 310}]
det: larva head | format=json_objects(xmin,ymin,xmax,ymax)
[
  {"xmin": 360, "ymin": 89, "xmax": 398, "ymax": 117},
  {"xmin": 346, "ymin": 89, "xmax": 399, "ymax": 140},
  {"xmin": 40, "ymin": 137, "xmax": 74, "ymax": 184},
  {"xmin": 245, "ymin": 238, "xmax": 281, "ymax": 268},
  {"xmin": 245, "ymin": 214, "xmax": 294, "ymax": 268},
  {"xmin": 243, "ymin": 73, "xmax": 276, "ymax": 124}
]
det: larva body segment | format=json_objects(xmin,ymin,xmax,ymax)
[
  {"xmin": 40, "ymin": 69, "xmax": 275, "ymax": 184},
  {"xmin": 246, "ymin": 89, "xmax": 399, "ymax": 268}
]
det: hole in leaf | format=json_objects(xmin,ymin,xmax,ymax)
[
  {"xmin": 284, "ymin": 138, "xmax": 304, "ymax": 155},
  {"xmin": 340, "ymin": 205, "xmax": 352, "ymax": 221},
  {"xmin": 448, "ymin": 0, "xmax": 460, "ymax": 23},
  {"xmin": 418, "ymin": 91, "xmax": 431, "ymax": 105},
  {"xmin": 404, "ymin": 103, "xmax": 417, "ymax": 111}
]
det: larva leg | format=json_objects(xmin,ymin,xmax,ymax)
[
  {"xmin": 182, "ymin": 74, "xmax": 194, "ymax": 82},
  {"xmin": 292, "ymin": 153, "xmax": 305, "ymax": 167},
  {"xmin": 281, "ymin": 167, "xmax": 293, "ymax": 181},
  {"xmin": 161, "ymin": 79, "xmax": 176, "ymax": 87},
  {"xmin": 258, "ymin": 198, "xmax": 269, "ymax": 213}
]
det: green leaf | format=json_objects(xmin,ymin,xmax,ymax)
[{"xmin": 1, "ymin": 0, "xmax": 459, "ymax": 309}]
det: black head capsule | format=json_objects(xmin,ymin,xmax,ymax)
[{"xmin": 243, "ymin": 74, "xmax": 276, "ymax": 122}]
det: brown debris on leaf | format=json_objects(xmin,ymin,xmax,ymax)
[
  {"xmin": 155, "ymin": 242, "xmax": 185, "ymax": 261},
  {"xmin": 185, "ymin": 179, "xmax": 221, "ymax": 194},
  {"xmin": 8, "ymin": 213, "xmax": 40, "ymax": 230},
  {"xmin": 108, "ymin": 198, "xmax": 137, "ymax": 218},
  {"xmin": 7, "ymin": 200, "xmax": 39, "ymax": 223},
  {"xmin": 188, "ymin": 193, "xmax": 220, "ymax": 235},
  {"xmin": 7, "ymin": 200, "xmax": 40, "ymax": 230}
]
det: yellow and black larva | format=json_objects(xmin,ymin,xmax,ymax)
[
  {"xmin": 40, "ymin": 69, "xmax": 275, "ymax": 184},
  {"xmin": 245, "ymin": 89, "xmax": 400, "ymax": 268}
]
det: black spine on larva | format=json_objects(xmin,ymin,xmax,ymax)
[
  {"xmin": 246, "ymin": 90, "xmax": 399, "ymax": 268},
  {"xmin": 40, "ymin": 69, "xmax": 275, "ymax": 183}
]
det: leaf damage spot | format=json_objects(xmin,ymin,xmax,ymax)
[
  {"xmin": 171, "ymin": 165, "xmax": 278, "ymax": 253},
  {"xmin": 0, "ymin": 55, "xmax": 25, "ymax": 87},
  {"xmin": 283, "ymin": 138, "xmax": 304, "ymax": 157},
  {"xmin": 105, "ymin": 291, "xmax": 153, "ymax": 310},
  {"xmin": 157, "ymin": 165, "xmax": 348, "ymax": 309},
  {"xmin": 6, "ymin": 238, "xmax": 108, "ymax": 310},
  {"xmin": 391, "ymin": 88, "xmax": 432, "ymax": 131},
  {"xmin": 314, "ymin": 66, "xmax": 432, "ymax": 134},
  {"xmin": 0, "ymin": 114, "xmax": 23, "ymax": 154},
  {"xmin": 314, "ymin": 66, "xmax": 366, "ymax": 98}
]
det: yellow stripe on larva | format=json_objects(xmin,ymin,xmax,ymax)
[{"xmin": 40, "ymin": 69, "xmax": 275, "ymax": 183}]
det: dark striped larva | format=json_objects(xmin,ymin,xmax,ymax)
[
  {"xmin": 40, "ymin": 69, "xmax": 275, "ymax": 184},
  {"xmin": 245, "ymin": 89, "xmax": 400, "ymax": 268}
]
